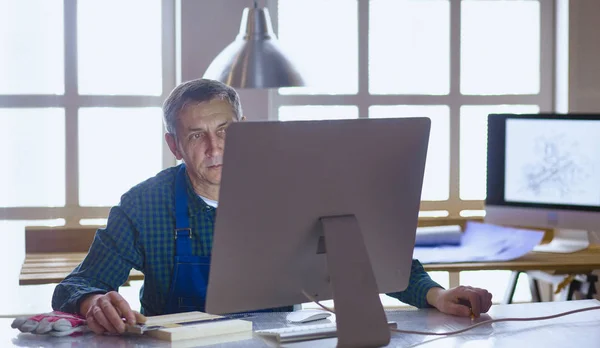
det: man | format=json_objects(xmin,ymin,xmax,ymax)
[{"xmin": 52, "ymin": 78, "xmax": 492, "ymax": 335}]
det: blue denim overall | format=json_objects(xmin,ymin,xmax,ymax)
[
  {"xmin": 164, "ymin": 165, "xmax": 211, "ymax": 313},
  {"xmin": 163, "ymin": 164, "xmax": 293, "ymax": 314}
]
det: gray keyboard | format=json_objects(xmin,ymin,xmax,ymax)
[{"xmin": 255, "ymin": 321, "xmax": 398, "ymax": 343}]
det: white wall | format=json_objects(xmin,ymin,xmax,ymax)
[
  {"xmin": 564, "ymin": 0, "xmax": 600, "ymax": 302},
  {"xmin": 567, "ymin": 0, "xmax": 600, "ymax": 113},
  {"xmin": 564, "ymin": 0, "xmax": 600, "ymax": 241},
  {"xmin": 180, "ymin": 0, "xmax": 271, "ymax": 121}
]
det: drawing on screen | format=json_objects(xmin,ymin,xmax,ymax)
[{"xmin": 519, "ymin": 133, "xmax": 592, "ymax": 198}]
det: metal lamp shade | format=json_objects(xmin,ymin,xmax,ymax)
[{"xmin": 203, "ymin": 7, "xmax": 306, "ymax": 89}]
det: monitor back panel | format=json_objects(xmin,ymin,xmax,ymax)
[{"xmin": 206, "ymin": 118, "xmax": 430, "ymax": 314}]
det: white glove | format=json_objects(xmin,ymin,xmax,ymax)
[{"xmin": 11, "ymin": 311, "xmax": 90, "ymax": 336}]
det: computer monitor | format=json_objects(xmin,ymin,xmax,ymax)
[
  {"xmin": 205, "ymin": 118, "xmax": 430, "ymax": 346},
  {"xmin": 485, "ymin": 113, "xmax": 600, "ymax": 253}
]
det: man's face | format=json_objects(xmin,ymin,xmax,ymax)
[{"xmin": 167, "ymin": 99, "xmax": 238, "ymax": 188}]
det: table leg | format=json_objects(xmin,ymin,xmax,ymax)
[
  {"xmin": 586, "ymin": 274, "xmax": 598, "ymax": 299},
  {"xmin": 503, "ymin": 271, "xmax": 520, "ymax": 304},
  {"xmin": 566, "ymin": 280, "xmax": 577, "ymax": 300},
  {"xmin": 449, "ymin": 272, "xmax": 460, "ymax": 289},
  {"xmin": 528, "ymin": 276, "xmax": 542, "ymax": 302}
]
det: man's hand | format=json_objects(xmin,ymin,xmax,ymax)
[
  {"xmin": 79, "ymin": 291, "xmax": 145, "ymax": 335},
  {"xmin": 426, "ymin": 286, "xmax": 493, "ymax": 318}
]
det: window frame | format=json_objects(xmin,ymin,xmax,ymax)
[
  {"xmin": 267, "ymin": 0, "xmax": 555, "ymax": 218},
  {"xmin": 0, "ymin": 0, "xmax": 177, "ymax": 225}
]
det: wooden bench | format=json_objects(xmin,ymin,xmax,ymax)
[
  {"xmin": 21, "ymin": 217, "xmax": 598, "ymax": 303},
  {"xmin": 20, "ymin": 226, "xmax": 143, "ymax": 285},
  {"xmin": 19, "ymin": 218, "xmax": 480, "ymax": 286}
]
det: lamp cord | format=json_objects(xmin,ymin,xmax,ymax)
[{"xmin": 300, "ymin": 290, "xmax": 600, "ymax": 336}]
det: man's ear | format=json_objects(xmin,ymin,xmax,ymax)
[{"xmin": 165, "ymin": 133, "xmax": 183, "ymax": 160}]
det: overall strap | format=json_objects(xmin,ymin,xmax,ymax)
[{"xmin": 174, "ymin": 164, "xmax": 193, "ymax": 256}]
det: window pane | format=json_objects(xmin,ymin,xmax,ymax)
[
  {"xmin": 460, "ymin": 209, "xmax": 485, "ymax": 218},
  {"xmin": 0, "ymin": 108, "xmax": 65, "ymax": 207},
  {"xmin": 77, "ymin": 0, "xmax": 162, "ymax": 95},
  {"xmin": 428, "ymin": 271, "xmax": 450, "ymax": 289},
  {"xmin": 370, "ymin": 106, "xmax": 450, "ymax": 200},
  {"xmin": 277, "ymin": 0, "xmax": 358, "ymax": 95},
  {"xmin": 0, "ymin": 0, "xmax": 64, "ymax": 94},
  {"xmin": 369, "ymin": 0, "xmax": 449, "ymax": 95},
  {"xmin": 419, "ymin": 210, "xmax": 449, "ymax": 218},
  {"xmin": 79, "ymin": 107, "xmax": 163, "ymax": 206},
  {"xmin": 79, "ymin": 218, "xmax": 108, "ymax": 226},
  {"xmin": 461, "ymin": 0, "xmax": 540, "ymax": 95},
  {"xmin": 460, "ymin": 105, "xmax": 540, "ymax": 200},
  {"xmin": 278, "ymin": 106, "xmax": 358, "ymax": 121}
]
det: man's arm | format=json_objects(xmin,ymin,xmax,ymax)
[
  {"xmin": 385, "ymin": 259, "xmax": 443, "ymax": 308},
  {"xmin": 51, "ymin": 202, "xmax": 143, "ymax": 315}
]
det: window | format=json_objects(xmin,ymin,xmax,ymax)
[
  {"xmin": 78, "ymin": 107, "xmax": 164, "ymax": 207},
  {"xmin": 369, "ymin": 0, "xmax": 450, "ymax": 95},
  {"xmin": 0, "ymin": 1, "xmax": 176, "ymax": 224},
  {"xmin": 77, "ymin": 0, "xmax": 163, "ymax": 95},
  {"xmin": 277, "ymin": 0, "xmax": 358, "ymax": 95},
  {"xmin": 0, "ymin": 0, "xmax": 65, "ymax": 94},
  {"xmin": 461, "ymin": 0, "xmax": 541, "ymax": 95},
  {"xmin": 370, "ymin": 105, "xmax": 450, "ymax": 201},
  {"xmin": 273, "ymin": 0, "xmax": 552, "ymax": 306},
  {"xmin": 279, "ymin": 106, "xmax": 359, "ymax": 121},
  {"xmin": 0, "ymin": 108, "xmax": 66, "ymax": 207},
  {"xmin": 272, "ymin": 0, "xmax": 553, "ymax": 218}
]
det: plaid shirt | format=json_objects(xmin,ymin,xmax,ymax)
[{"xmin": 52, "ymin": 164, "xmax": 442, "ymax": 316}]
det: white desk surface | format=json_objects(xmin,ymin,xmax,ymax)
[{"xmin": 2, "ymin": 299, "xmax": 599, "ymax": 347}]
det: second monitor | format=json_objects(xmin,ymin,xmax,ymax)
[{"xmin": 486, "ymin": 113, "xmax": 600, "ymax": 253}]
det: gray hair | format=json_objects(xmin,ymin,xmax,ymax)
[{"xmin": 162, "ymin": 78, "xmax": 243, "ymax": 136}]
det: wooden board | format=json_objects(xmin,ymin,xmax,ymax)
[
  {"xmin": 25, "ymin": 227, "xmax": 98, "ymax": 253},
  {"xmin": 24, "ymin": 252, "xmax": 88, "ymax": 261},
  {"xmin": 18, "ymin": 268, "xmax": 144, "ymax": 285},
  {"xmin": 126, "ymin": 311, "xmax": 253, "ymax": 343},
  {"xmin": 17, "ymin": 220, "xmax": 599, "ymax": 286},
  {"xmin": 144, "ymin": 318, "xmax": 252, "ymax": 343},
  {"xmin": 423, "ymin": 244, "xmax": 600, "ymax": 273},
  {"xmin": 132, "ymin": 311, "xmax": 220, "ymax": 329}
]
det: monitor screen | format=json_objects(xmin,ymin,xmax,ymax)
[
  {"xmin": 485, "ymin": 113, "xmax": 600, "ymax": 238},
  {"xmin": 504, "ymin": 118, "xmax": 600, "ymax": 207}
]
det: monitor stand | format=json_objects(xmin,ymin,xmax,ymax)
[
  {"xmin": 320, "ymin": 215, "xmax": 391, "ymax": 347},
  {"xmin": 532, "ymin": 229, "xmax": 590, "ymax": 253}
]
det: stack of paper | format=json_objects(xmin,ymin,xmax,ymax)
[
  {"xmin": 413, "ymin": 221, "xmax": 545, "ymax": 263},
  {"xmin": 415, "ymin": 225, "xmax": 463, "ymax": 246},
  {"xmin": 126, "ymin": 311, "xmax": 253, "ymax": 344}
]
